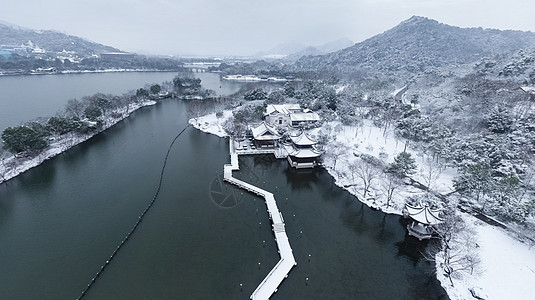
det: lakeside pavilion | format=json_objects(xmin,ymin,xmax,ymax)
[
  {"xmin": 404, "ymin": 202, "xmax": 443, "ymax": 240},
  {"xmin": 250, "ymin": 122, "xmax": 282, "ymax": 148},
  {"xmin": 284, "ymin": 131, "xmax": 323, "ymax": 169}
]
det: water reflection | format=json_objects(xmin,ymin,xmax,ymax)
[
  {"xmin": 0, "ymin": 99, "xmax": 448, "ymax": 299},
  {"xmin": 395, "ymin": 228, "xmax": 431, "ymax": 266},
  {"xmin": 283, "ymin": 164, "xmax": 321, "ymax": 190},
  {"xmin": 235, "ymin": 155, "xmax": 447, "ymax": 299}
]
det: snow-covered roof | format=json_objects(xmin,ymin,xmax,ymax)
[
  {"xmin": 520, "ymin": 86, "xmax": 535, "ymax": 94},
  {"xmin": 265, "ymin": 104, "xmax": 301, "ymax": 115},
  {"xmin": 405, "ymin": 203, "xmax": 443, "ymax": 225},
  {"xmin": 289, "ymin": 113, "xmax": 320, "ymax": 122},
  {"xmin": 285, "ymin": 144, "xmax": 323, "ymax": 158},
  {"xmin": 289, "ymin": 132, "xmax": 318, "ymax": 146},
  {"xmin": 251, "ymin": 122, "xmax": 281, "ymax": 140}
]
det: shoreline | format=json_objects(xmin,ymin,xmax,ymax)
[
  {"xmin": 0, "ymin": 69, "xmax": 179, "ymax": 77},
  {"xmin": 0, "ymin": 99, "xmax": 157, "ymax": 185},
  {"xmin": 189, "ymin": 111, "xmax": 535, "ymax": 300}
]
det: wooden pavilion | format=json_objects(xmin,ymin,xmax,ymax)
[
  {"xmin": 284, "ymin": 131, "xmax": 323, "ymax": 169},
  {"xmin": 404, "ymin": 202, "xmax": 443, "ymax": 240}
]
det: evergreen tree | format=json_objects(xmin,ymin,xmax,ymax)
[
  {"xmin": 453, "ymin": 162, "xmax": 492, "ymax": 204},
  {"xmin": 485, "ymin": 107, "xmax": 513, "ymax": 134},
  {"xmin": 386, "ymin": 152, "xmax": 416, "ymax": 178},
  {"xmin": 1, "ymin": 126, "xmax": 49, "ymax": 156}
]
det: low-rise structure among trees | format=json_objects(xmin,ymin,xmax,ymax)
[
  {"xmin": 264, "ymin": 104, "xmax": 320, "ymax": 127},
  {"xmin": 250, "ymin": 122, "xmax": 281, "ymax": 148}
]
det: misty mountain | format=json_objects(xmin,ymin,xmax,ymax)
[
  {"xmin": 255, "ymin": 38, "xmax": 353, "ymax": 59},
  {"xmin": 255, "ymin": 41, "xmax": 308, "ymax": 58},
  {"xmin": 295, "ymin": 16, "xmax": 535, "ymax": 74},
  {"xmin": 284, "ymin": 38, "xmax": 354, "ymax": 61},
  {"xmin": 0, "ymin": 20, "xmax": 120, "ymax": 55}
]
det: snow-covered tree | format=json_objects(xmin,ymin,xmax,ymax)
[
  {"xmin": 485, "ymin": 106, "xmax": 514, "ymax": 134},
  {"xmin": 425, "ymin": 205, "xmax": 482, "ymax": 287},
  {"xmin": 453, "ymin": 162, "xmax": 492, "ymax": 205},
  {"xmin": 386, "ymin": 152, "xmax": 416, "ymax": 178}
]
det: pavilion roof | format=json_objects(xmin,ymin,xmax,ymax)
[
  {"xmin": 284, "ymin": 144, "xmax": 323, "ymax": 158},
  {"xmin": 265, "ymin": 104, "xmax": 302, "ymax": 115},
  {"xmin": 405, "ymin": 203, "xmax": 443, "ymax": 225},
  {"xmin": 251, "ymin": 122, "xmax": 281, "ymax": 140},
  {"xmin": 289, "ymin": 112, "xmax": 320, "ymax": 122},
  {"xmin": 289, "ymin": 132, "xmax": 318, "ymax": 146}
]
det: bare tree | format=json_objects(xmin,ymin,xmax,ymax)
[
  {"xmin": 424, "ymin": 207, "xmax": 482, "ymax": 286},
  {"xmin": 327, "ymin": 143, "xmax": 346, "ymax": 171},
  {"xmin": 381, "ymin": 173, "xmax": 402, "ymax": 207},
  {"xmin": 353, "ymin": 159, "xmax": 382, "ymax": 198},
  {"xmin": 222, "ymin": 117, "xmax": 247, "ymax": 139},
  {"xmin": 64, "ymin": 98, "xmax": 85, "ymax": 118},
  {"xmin": 186, "ymin": 100, "xmax": 207, "ymax": 125},
  {"xmin": 420, "ymin": 156, "xmax": 444, "ymax": 193},
  {"xmin": 0, "ymin": 150, "xmax": 10, "ymax": 182}
]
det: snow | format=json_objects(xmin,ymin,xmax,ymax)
[
  {"xmin": 222, "ymin": 74, "xmax": 287, "ymax": 82},
  {"xmin": 188, "ymin": 110, "xmax": 232, "ymax": 138},
  {"xmin": 0, "ymin": 100, "xmax": 156, "ymax": 184},
  {"xmin": 189, "ymin": 110, "xmax": 535, "ymax": 300},
  {"xmin": 438, "ymin": 214, "xmax": 535, "ymax": 300},
  {"xmin": 392, "ymin": 85, "xmax": 407, "ymax": 97},
  {"xmin": 312, "ymin": 119, "xmax": 456, "ymax": 214},
  {"xmin": 520, "ymin": 86, "xmax": 535, "ymax": 93}
]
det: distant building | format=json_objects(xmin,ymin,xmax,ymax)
[
  {"xmin": 264, "ymin": 104, "xmax": 320, "ymax": 127},
  {"xmin": 284, "ymin": 131, "xmax": 323, "ymax": 169}
]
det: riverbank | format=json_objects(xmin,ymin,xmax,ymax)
[
  {"xmin": 190, "ymin": 110, "xmax": 535, "ymax": 300},
  {"xmin": 0, "ymin": 68, "xmax": 178, "ymax": 77},
  {"xmin": 0, "ymin": 99, "xmax": 156, "ymax": 185}
]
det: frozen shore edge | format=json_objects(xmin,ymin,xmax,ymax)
[{"xmin": 0, "ymin": 100, "xmax": 157, "ymax": 185}]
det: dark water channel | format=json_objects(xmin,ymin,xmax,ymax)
[{"xmin": 0, "ymin": 98, "xmax": 447, "ymax": 298}]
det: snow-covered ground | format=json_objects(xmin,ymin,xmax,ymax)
[
  {"xmin": 314, "ymin": 120, "xmax": 457, "ymax": 213},
  {"xmin": 191, "ymin": 111, "xmax": 535, "ymax": 300},
  {"xmin": 188, "ymin": 110, "xmax": 232, "ymax": 138},
  {"xmin": 439, "ymin": 215, "xmax": 535, "ymax": 300},
  {"xmin": 0, "ymin": 100, "xmax": 156, "ymax": 184},
  {"xmin": 222, "ymin": 74, "xmax": 287, "ymax": 82}
]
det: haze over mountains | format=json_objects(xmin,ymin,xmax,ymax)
[
  {"xmin": 0, "ymin": 20, "xmax": 119, "ymax": 56},
  {"xmin": 254, "ymin": 38, "xmax": 353, "ymax": 60},
  {"xmin": 295, "ymin": 16, "xmax": 535, "ymax": 74},
  {"xmin": 2, "ymin": 15, "xmax": 535, "ymax": 81}
]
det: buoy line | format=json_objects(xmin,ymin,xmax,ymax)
[{"xmin": 76, "ymin": 124, "xmax": 191, "ymax": 299}]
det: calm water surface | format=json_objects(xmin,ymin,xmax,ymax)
[
  {"xmin": 0, "ymin": 71, "xmax": 238, "ymax": 132},
  {"xmin": 0, "ymin": 73, "xmax": 447, "ymax": 299}
]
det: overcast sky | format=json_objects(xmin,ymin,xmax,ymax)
[{"xmin": 1, "ymin": 0, "xmax": 534, "ymax": 56}]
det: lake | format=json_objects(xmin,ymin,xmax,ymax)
[
  {"xmin": 0, "ymin": 71, "xmax": 242, "ymax": 133},
  {"xmin": 0, "ymin": 73, "xmax": 447, "ymax": 299}
]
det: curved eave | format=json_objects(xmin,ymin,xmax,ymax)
[{"xmin": 405, "ymin": 203, "xmax": 443, "ymax": 225}]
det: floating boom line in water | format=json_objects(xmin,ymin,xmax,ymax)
[{"xmin": 76, "ymin": 124, "xmax": 191, "ymax": 299}]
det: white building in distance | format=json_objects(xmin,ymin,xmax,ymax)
[{"xmin": 264, "ymin": 104, "xmax": 320, "ymax": 127}]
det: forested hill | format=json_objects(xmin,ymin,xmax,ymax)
[
  {"xmin": 295, "ymin": 16, "xmax": 535, "ymax": 74},
  {"xmin": 0, "ymin": 22, "xmax": 120, "ymax": 55}
]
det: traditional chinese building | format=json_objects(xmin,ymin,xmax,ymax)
[
  {"xmin": 264, "ymin": 104, "xmax": 320, "ymax": 127},
  {"xmin": 404, "ymin": 203, "xmax": 443, "ymax": 240},
  {"xmin": 250, "ymin": 122, "xmax": 282, "ymax": 148},
  {"xmin": 284, "ymin": 131, "xmax": 323, "ymax": 169}
]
